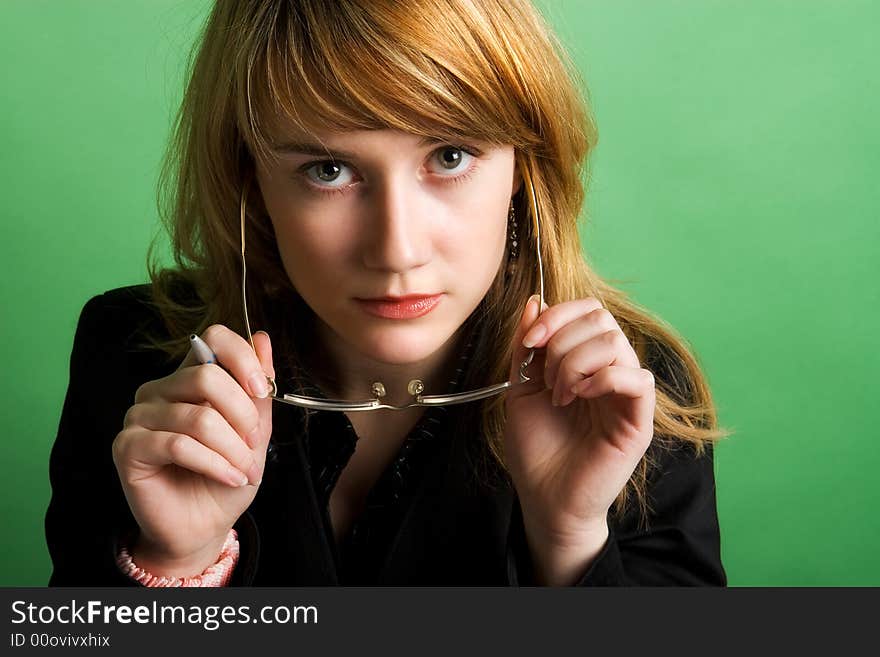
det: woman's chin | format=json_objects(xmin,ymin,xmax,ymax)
[{"xmin": 352, "ymin": 327, "xmax": 454, "ymax": 366}]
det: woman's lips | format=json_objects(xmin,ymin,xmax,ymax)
[{"xmin": 355, "ymin": 294, "xmax": 444, "ymax": 319}]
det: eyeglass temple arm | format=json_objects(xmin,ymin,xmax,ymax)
[{"xmin": 240, "ymin": 183, "xmax": 257, "ymax": 354}]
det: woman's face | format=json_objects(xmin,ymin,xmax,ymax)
[{"xmin": 255, "ymin": 129, "xmax": 516, "ymax": 366}]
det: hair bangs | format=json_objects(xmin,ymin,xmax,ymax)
[{"xmin": 238, "ymin": 0, "xmax": 539, "ymax": 167}]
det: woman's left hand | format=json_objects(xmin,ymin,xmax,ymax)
[{"xmin": 504, "ymin": 295, "xmax": 656, "ymax": 582}]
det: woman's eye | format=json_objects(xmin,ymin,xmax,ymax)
[
  {"xmin": 304, "ymin": 161, "xmax": 355, "ymax": 187},
  {"xmin": 429, "ymin": 146, "xmax": 474, "ymax": 174}
]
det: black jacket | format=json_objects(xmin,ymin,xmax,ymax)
[{"xmin": 46, "ymin": 285, "xmax": 726, "ymax": 586}]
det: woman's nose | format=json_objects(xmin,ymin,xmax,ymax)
[{"xmin": 361, "ymin": 179, "xmax": 432, "ymax": 273}]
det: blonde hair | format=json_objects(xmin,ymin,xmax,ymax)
[{"xmin": 150, "ymin": 0, "xmax": 729, "ymax": 523}]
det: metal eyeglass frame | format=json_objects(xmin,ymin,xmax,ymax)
[{"xmin": 239, "ymin": 167, "xmax": 545, "ymax": 412}]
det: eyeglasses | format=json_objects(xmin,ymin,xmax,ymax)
[{"xmin": 238, "ymin": 167, "xmax": 544, "ymax": 412}]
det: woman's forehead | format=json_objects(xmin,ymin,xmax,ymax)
[
  {"xmin": 269, "ymin": 127, "xmax": 492, "ymax": 153},
  {"xmin": 253, "ymin": 115, "xmax": 509, "ymax": 168},
  {"xmin": 257, "ymin": 98, "xmax": 498, "ymax": 143}
]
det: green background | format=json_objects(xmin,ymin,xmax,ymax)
[{"xmin": 1, "ymin": 1, "xmax": 877, "ymax": 586}]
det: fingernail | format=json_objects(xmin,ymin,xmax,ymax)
[
  {"xmin": 247, "ymin": 460, "xmax": 262, "ymax": 486},
  {"xmin": 525, "ymin": 295, "xmax": 543, "ymax": 323},
  {"xmin": 227, "ymin": 467, "xmax": 249, "ymax": 488},
  {"xmin": 248, "ymin": 372, "xmax": 270, "ymax": 398},
  {"xmin": 522, "ymin": 323, "xmax": 546, "ymax": 348}
]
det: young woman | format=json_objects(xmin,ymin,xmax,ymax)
[{"xmin": 47, "ymin": 0, "xmax": 727, "ymax": 586}]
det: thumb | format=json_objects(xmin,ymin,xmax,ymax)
[
  {"xmin": 250, "ymin": 331, "xmax": 275, "ymax": 451},
  {"xmin": 509, "ymin": 294, "xmax": 546, "ymax": 385}
]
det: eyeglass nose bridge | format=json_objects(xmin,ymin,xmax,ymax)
[
  {"xmin": 239, "ymin": 165, "xmax": 545, "ymax": 412},
  {"xmin": 269, "ymin": 348, "xmax": 534, "ymax": 411}
]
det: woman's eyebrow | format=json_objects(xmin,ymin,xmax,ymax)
[
  {"xmin": 270, "ymin": 136, "xmax": 447, "ymax": 160},
  {"xmin": 271, "ymin": 141, "xmax": 355, "ymax": 160}
]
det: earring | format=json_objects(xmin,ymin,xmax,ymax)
[{"xmin": 507, "ymin": 200, "xmax": 518, "ymax": 275}]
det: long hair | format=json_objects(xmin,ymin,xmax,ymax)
[{"xmin": 149, "ymin": 0, "xmax": 729, "ymax": 522}]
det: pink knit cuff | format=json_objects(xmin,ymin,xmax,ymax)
[{"xmin": 116, "ymin": 529, "xmax": 239, "ymax": 587}]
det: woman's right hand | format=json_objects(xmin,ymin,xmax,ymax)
[{"xmin": 111, "ymin": 325, "xmax": 275, "ymax": 578}]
